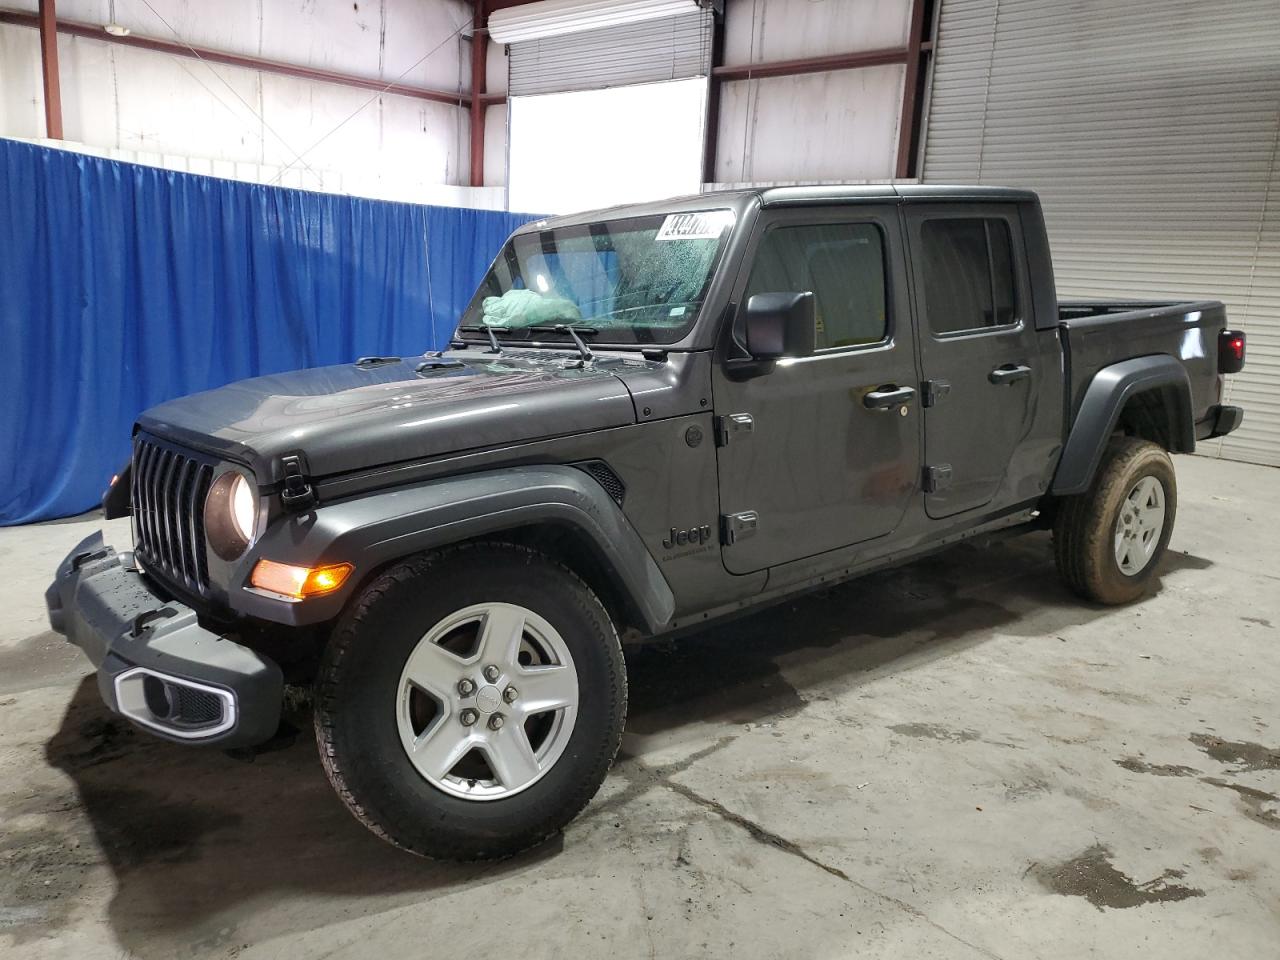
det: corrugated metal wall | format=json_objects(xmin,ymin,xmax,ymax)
[{"xmin": 922, "ymin": 0, "xmax": 1280, "ymax": 466}]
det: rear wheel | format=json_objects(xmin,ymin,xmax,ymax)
[
  {"xmin": 1053, "ymin": 437, "xmax": 1177, "ymax": 604},
  {"xmin": 314, "ymin": 543, "xmax": 626, "ymax": 860}
]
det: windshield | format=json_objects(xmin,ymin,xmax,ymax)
[{"xmin": 458, "ymin": 209, "xmax": 735, "ymax": 345}]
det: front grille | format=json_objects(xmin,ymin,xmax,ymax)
[{"xmin": 131, "ymin": 436, "xmax": 215, "ymax": 595}]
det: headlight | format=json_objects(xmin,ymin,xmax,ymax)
[
  {"xmin": 229, "ymin": 473, "xmax": 255, "ymax": 542},
  {"xmin": 205, "ymin": 470, "xmax": 259, "ymax": 560}
]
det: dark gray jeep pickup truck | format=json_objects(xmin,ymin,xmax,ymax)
[{"xmin": 47, "ymin": 185, "xmax": 1246, "ymax": 860}]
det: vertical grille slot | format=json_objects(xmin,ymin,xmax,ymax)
[{"xmin": 131, "ymin": 436, "xmax": 216, "ymax": 596}]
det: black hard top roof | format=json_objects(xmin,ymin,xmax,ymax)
[{"xmin": 513, "ymin": 184, "xmax": 1039, "ymax": 233}]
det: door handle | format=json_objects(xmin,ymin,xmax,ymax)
[
  {"xmin": 989, "ymin": 363, "xmax": 1032, "ymax": 385},
  {"xmin": 862, "ymin": 385, "xmax": 917, "ymax": 410}
]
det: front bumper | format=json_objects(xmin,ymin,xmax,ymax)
[{"xmin": 46, "ymin": 532, "xmax": 283, "ymax": 747}]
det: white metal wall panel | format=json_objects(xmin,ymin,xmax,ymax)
[
  {"xmin": 922, "ymin": 0, "xmax": 1280, "ymax": 465},
  {"xmin": 722, "ymin": 0, "xmax": 911, "ymax": 63},
  {"xmin": 508, "ymin": 10, "xmax": 712, "ymax": 96},
  {"xmin": 1, "ymin": 0, "xmax": 471, "ymax": 193},
  {"xmin": 714, "ymin": 65, "xmax": 906, "ymax": 183}
]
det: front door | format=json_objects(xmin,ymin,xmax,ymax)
[
  {"xmin": 713, "ymin": 206, "xmax": 921, "ymax": 575},
  {"xmin": 903, "ymin": 204, "xmax": 1041, "ymax": 519}
]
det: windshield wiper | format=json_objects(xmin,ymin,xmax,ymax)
[
  {"xmin": 530, "ymin": 324, "xmax": 596, "ymax": 363},
  {"xmin": 457, "ymin": 324, "xmax": 506, "ymax": 353},
  {"xmin": 457, "ymin": 322, "xmax": 597, "ymax": 363}
]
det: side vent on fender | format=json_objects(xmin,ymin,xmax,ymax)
[{"xmin": 572, "ymin": 460, "xmax": 626, "ymax": 507}]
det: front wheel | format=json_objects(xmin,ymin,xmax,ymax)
[
  {"xmin": 1053, "ymin": 437, "xmax": 1178, "ymax": 604},
  {"xmin": 314, "ymin": 543, "xmax": 626, "ymax": 860}
]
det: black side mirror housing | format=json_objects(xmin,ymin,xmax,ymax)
[{"xmin": 743, "ymin": 292, "xmax": 816, "ymax": 360}]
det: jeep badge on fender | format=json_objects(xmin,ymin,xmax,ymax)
[{"xmin": 662, "ymin": 524, "xmax": 713, "ymax": 550}]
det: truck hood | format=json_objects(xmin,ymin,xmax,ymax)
[{"xmin": 138, "ymin": 352, "xmax": 643, "ymax": 483}]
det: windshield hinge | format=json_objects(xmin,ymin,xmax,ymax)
[{"xmin": 279, "ymin": 454, "xmax": 317, "ymax": 512}]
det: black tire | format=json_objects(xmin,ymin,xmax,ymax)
[
  {"xmin": 1053, "ymin": 437, "xmax": 1177, "ymax": 604},
  {"xmin": 314, "ymin": 543, "xmax": 626, "ymax": 860}
]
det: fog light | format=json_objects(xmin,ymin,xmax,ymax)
[{"xmin": 250, "ymin": 559, "xmax": 353, "ymax": 600}]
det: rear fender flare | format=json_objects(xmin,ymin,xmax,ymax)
[
  {"xmin": 231, "ymin": 466, "xmax": 675, "ymax": 632},
  {"xmin": 1051, "ymin": 354, "xmax": 1194, "ymax": 496}
]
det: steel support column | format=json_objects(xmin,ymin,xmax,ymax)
[
  {"xmin": 701, "ymin": 4, "xmax": 725, "ymax": 185},
  {"xmin": 37, "ymin": 0, "xmax": 63, "ymax": 139},
  {"xmin": 895, "ymin": 0, "xmax": 931, "ymax": 180},
  {"xmin": 469, "ymin": 5, "xmax": 488, "ymax": 187}
]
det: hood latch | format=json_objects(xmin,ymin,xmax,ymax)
[{"xmin": 279, "ymin": 454, "xmax": 317, "ymax": 512}]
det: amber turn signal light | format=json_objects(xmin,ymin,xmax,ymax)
[{"xmin": 250, "ymin": 559, "xmax": 353, "ymax": 600}]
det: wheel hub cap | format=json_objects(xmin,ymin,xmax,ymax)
[
  {"xmin": 395, "ymin": 602, "xmax": 579, "ymax": 801},
  {"xmin": 475, "ymin": 685, "xmax": 502, "ymax": 714},
  {"xmin": 1113, "ymin": 475, "xmax": 1166, "ymax": 576}
]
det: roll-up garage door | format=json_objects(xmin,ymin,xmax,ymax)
[
  {"xmin": 921, "ymin": 0, "xmax": 1280, "ymax": 466},
  {"xmin": 508, "ymin": 8, "xmax": 713, "ymax": 97}
]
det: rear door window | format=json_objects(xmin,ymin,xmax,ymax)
[{"xmin": 919, "ymin": 218, "xmax": 1018, "ymax": 335}]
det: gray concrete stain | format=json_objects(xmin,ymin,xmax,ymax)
[
  {"xmin": 0, "ymin": 631, "xmax": 87, "ymax": 696},
  {"xmin": 0, "ymin": 906, "xmax": 48, "ymax": 932},
  {"xmin": 888, "ymin": 722, "xmax": 980, "ymax": 743},
  {"xmin": 1189, "ymin": 733, "xmax": 1280, "ymax": 772},
  {"xmin": 1003, "ymin": 776, "xmax": 1052, "ymax": 801},
  {"xmin": 1114, "ymin": 757, "xmax": 1200, "ymax": 777},
  {"xmin": 1031, "ymin": 845, "xmax": 1204, "ymax": 910},
  {"xmin": 1201, "ymin": 778, "xmax": 1280, "ymax": 830}
]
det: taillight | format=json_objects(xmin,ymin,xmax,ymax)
[{"xmin": 1219, "ymin": 330, "xmax": 1245, "ymax": 374}]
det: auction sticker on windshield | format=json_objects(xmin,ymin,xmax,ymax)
[{"xmin": 655, "ymin": 210, "xmax": 734, "ymax": 241}]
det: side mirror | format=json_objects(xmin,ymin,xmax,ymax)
[{"xmin": 743, "ymin": 292, "xmax": 815, "ymax": 360}]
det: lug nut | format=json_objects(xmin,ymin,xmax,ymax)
[
  {"xmin": 483, "ymin": 664, "xmax": 501, "ymax": 682},
  {"xmin": 459, "ymin": 708, "xmax": 478, "ymax": 727},
  {"xmin": 488, "ymin": 713, "xmax": 505, "ymax": 730},
  {"xmin": 457, "ymin": 678, "xmax": 476, "ymax": 696},
  {"xmin": 503, "ymin": 686, "xmax": 518, "ymax": 703}
]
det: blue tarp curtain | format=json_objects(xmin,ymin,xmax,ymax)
[{"xmin": 0, "ymin": 138, "xmax": 539, "ymax": 524}]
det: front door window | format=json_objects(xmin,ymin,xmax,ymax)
[{"xmin": 744, "ymin": 223, "xmax": 889, "ymax": 349}]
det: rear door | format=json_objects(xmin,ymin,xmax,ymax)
[
  {"xmin": 903, "ymin": 204, "xmax": 1041, "ymax": 518},
  {"xmin": 713, "ymin": 205, "xmax": 921, "ymax": 575}
]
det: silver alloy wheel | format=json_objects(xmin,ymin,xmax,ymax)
[
  {"xmin": 1113, "ymin": 475, "xmax": 1166, "ymax": 576},
  {"xmin": 396, "ymin": 602, "xmax": 579, "ymax": 801}
]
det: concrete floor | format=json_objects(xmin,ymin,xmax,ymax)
[{"xmin": 1, "ymin": 454, "xmax": 1277, "ymax": 959}]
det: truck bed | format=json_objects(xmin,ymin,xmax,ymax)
[{"xmin": 1057, "ymin": 298, "xmax": 1228, "ymax": 432}]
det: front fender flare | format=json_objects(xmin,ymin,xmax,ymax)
[
  {"xmin": 1051, "ymin": 354, "xmax": 1194, "ymax": 496},
  {"xmin": 230, "ymin": 466, "xmax": 675, "ymax": 632}
]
